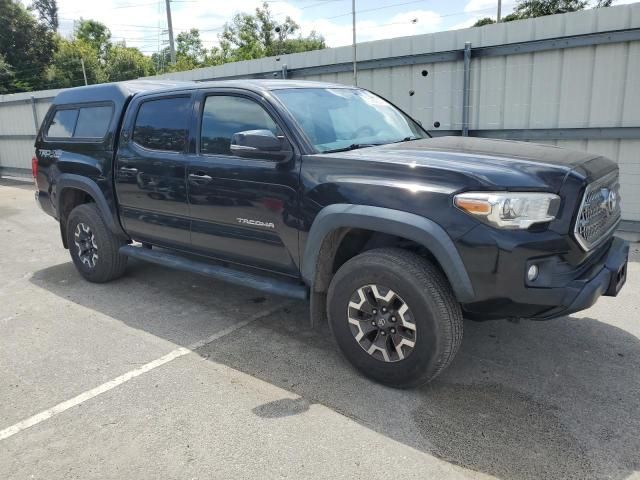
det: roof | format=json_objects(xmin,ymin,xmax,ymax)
[
  {"xmin": 192, "ymin": 79, "xmax": 353, "ymax": 91},
  {"xmin": 51, "ymin": 79, "xmax": 355, "ymax": 107},
  {"xmin": 51, "ymin": 80, "xmax": 194, "ymax": 107}
]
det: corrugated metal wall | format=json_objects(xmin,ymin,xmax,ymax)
[
  {"xmin": 0, "ymin": 89, "xmax": 61, "ymax": 172},
  {"xmin": 1, "ymin": 4, "xmax": 639, "ymax": 222}
]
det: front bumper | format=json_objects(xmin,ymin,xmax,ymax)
[
  {"xmin": 535, "ymin": 236, "xmax": 628, "ymax": 319},
  {"xmin": 457, "ymin": 225, "xmax": 629, "ymax": 320}
]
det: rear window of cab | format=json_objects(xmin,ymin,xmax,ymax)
[{"xmin": 45, "ymin": 104, "xmax": 113, "ymax": 140}]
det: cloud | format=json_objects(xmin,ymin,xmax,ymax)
[
  {"xmin": 56, "ymin": 0, "xmax": 446, "ymax": 52},
  {"xmin": 464, "ymin": 0, "xmax": 501, "ymax": 13},
  {"xmin": 301, "ymin": 10, "xmax": 442, "ymax": 47}
]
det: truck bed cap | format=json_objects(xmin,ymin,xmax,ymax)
[{"xmin": 51, "ymin": 80, "xmax": 195, "ymax": 108}]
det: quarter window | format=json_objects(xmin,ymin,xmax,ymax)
[
  {"xmin": 46, "ymin": 105, "xmax": 113, "ymax": 139},
  {"xmin": 75, "ymin": 105, "xmax": 113, "ymax": 138},
  {"xmin": 200, "ymin": 96, "xmax": 279, "ymax": 155},
  {"xmin": 133, "ymin": 97, "xmax": 190, "ymax": 152},
  {"xmin": 47, "ymin": 109, "xmax": 79, "ymax": 138}
]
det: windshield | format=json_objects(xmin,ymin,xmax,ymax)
[{"xmin": 273, "ymin": 88, "xmax": 427, "ymax": 153}]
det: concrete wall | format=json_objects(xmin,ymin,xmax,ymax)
[{"xmin": 1, "ymin": 4, "xmax": 639, "ymax": 223}]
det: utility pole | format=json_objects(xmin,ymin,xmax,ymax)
[
  {"xmin": 497, "ymin": 0, "xmax": 502, "ymax": 21},
  {"xmin": 80, "ymin": 58, "xmax": 88, "ymax": 85},
  {"xmin": 352, "ymin": 0, "xmax": 357, "ymax": 86},
  {"xmin": 165, "ymin": 0, "xmax": 176, "ymax": 65}
]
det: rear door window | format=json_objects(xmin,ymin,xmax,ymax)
[
  {"xmin": 133, "ymin": 96, "xmax": 191, "ymax": 152},
  {"xmin": 47, "ymin": 109, "xmax": 79, "ymax": 138},
  {"xmin": 75, "ymin": 105, "xmax": 113, "ymax": 138}
]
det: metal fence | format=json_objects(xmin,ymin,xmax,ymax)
[{"xmin": 1, "ymin": 3, "xmax": 639, "ymax": 228}]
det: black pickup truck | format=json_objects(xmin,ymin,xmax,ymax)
[{"xmin": 33, "ymin": 79, "xmax": 628, "ymax": 387}]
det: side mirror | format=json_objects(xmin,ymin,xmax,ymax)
[{"xmin": 230, "ymin": 129, "xmax": 292, "ymax": 161}]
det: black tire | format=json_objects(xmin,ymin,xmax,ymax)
[
  {"xmin": 327, "ymin": 248, "xmax": 463, "ymax": 388},
  {"xmin": 66, "ymin": 203, "xmax": 128, "ymax": 283}
]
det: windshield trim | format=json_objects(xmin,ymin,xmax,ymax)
[{"xmin": 272, "ymin": 87, "xmax": 431, "ymax": 155}]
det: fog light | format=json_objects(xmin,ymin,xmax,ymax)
[{"xmin": 527, "ymin": 264, "xmax": 539, "ymax": 282}]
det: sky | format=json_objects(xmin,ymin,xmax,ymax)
[{"xmin": 49, "ymin": 0, "xmax": 638, "ymax": 56}]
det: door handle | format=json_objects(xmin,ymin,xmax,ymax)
[
  {"xmin": 189, "ymin": 173, "xmax": 212, "ymax": 183},
  {"xmin": 120, "ymin": 167, "xmax": 138, "ymax": 173}
]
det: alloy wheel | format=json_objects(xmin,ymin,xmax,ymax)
[
  {"xmin": 74, "ymin": 222, "xmax": 99, "ymax": 268},
  {"xmin": 347, "ymin": 284, "xmax": 417, "ymax": 362}
]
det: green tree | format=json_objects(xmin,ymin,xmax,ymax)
[
  {"xmin": 0, "ymin": 0, "xmax": 56, "ymax": 92},
  {"xmin": 45, "ymin": 38, "xmax": 106, "ymax": 88},
  {"xmin": 152, "ymin": 29, "xmax": 216, "ymax": 72},
  {"xmin": 176, "ymin": 29, "xmax": 207, "ymax": 64},
  {"xmin": 0, "ymin": 54, "xmax": 15, "ymax": 94},
  {"xmin": 152, "ymin": 3, "xmax": 325, "ymax": 73},
  {"xmin": 75, "ymin": 19, "xmax": 111, "ymax": 61},
  {"xmin": 219, "ymin": 2, "xmax": 325, "ymax": 62},
  {"xmin": 473, "ymin": 17, "xmax": 496, "ymax": 27},
  {"xmin": 105, "ymin": 44, "xmax": 154, "ymax": 82},
  {"xmin": 31, "ymin": 0, "xmax": 59, "ymax": 31},
  {"xmin": 511, "ymin": 0, "xmax": 588, "ymax": 19},
  {"xmin": 502, "ymin": 12, "xmax": 522, "ymax": 22}
]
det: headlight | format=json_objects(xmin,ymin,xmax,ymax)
[{"xmin": 454, "ymin": 191, "xmax": 560, "ymax": 229}]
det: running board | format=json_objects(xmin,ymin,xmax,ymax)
[{"xmin": 119, "ymin": 245, "xmax": 308, "ymax": 300}]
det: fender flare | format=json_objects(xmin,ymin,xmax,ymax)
[
  {"xmin": 56, "ymin": 174, "xmax": 128, "ymax": 238},
  {"xmin": 301, "ymin": 204, "xmax": 475, "ymax": 303}
]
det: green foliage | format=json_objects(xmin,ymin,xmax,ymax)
[
  {"xmin": 45, "ymin": 19, "xmax": 152, "ymax": 89},
  {"xmin": 473, "ymin": 17, "xmax": 497, "ymax": 27},
  {"xmin": 0, "ymin": 0, "xmax": 56, "ymax": 93},
  {"xmin": 218, "ymin": 2, "xmax": 326, "ymax": 63},
  {"xmin": 45, "ymin": 37, "xmax": 107, "ymax": 88},
  {"xmin": 75, "ymin": 19, "xmax": 112, "ymax": 61},
  {"xmin": 105, "ymin": 44, "xmax": 154, "ymax": 82},
  {"xmin": 31, "ymin": 0, "xmax": 59, "ymax": 31},
  {"xmin": 511, "ymin": 0, "xmax": 588, "ymax": 19},
  {"xmin": 152, "ymin": 2, "xmax": 325, "ymax": 74},
  {"xmin": 151, "ymin": 28, "xmax": 221, "ymax": 73},
  {"xmin": 0, "ymin": 54, "xmax": 15, "ymax": 94},
  {"xmin": 474, "ymin": 0, "xmax": 612, "ymax": 25},
  {"xmin": 502, "ymin": 12, "xmax": 522, "ymax": 22}
]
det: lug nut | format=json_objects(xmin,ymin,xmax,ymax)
[
  {"xmin": 371, "ymin": 321, "xmax": 376, "ymax": 326},
  {"xmin": 381, "ymin": 307, "xmax": 387, "ymax": 313},
  {"xmin": 380, "ymin": 331, "xmax": 386, "ymax": 336},
  {"xmin": 390, "ymin": 328, "xmax": 396, "ymax": 334},
  {"xmin": 372, "ymin": 309, "xmax": 377, "ymax": 314},
  {"xmin": 391, "ymin": 316, "xmax": 396, "ymax": 322}
]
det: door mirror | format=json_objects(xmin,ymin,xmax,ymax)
[{"xmin": 230, "ymin": 129, "xmax": 292, "ymax": 161}]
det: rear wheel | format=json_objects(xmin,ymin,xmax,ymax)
[
  {"xmin": 66, "ymin": 203, "xmax": 127, "ymax": 283},
  {"xmin": 327, "ymin": 248, "xmax": 463, "ymax": 388}
]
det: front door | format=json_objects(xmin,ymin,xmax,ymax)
[
  {"xmin": 115, "ymin": 94, "xmax": 192, "ymax": 247},
  {"xmin": 187, "ymin": 91, "xmax": 301, "ymax": 275}
]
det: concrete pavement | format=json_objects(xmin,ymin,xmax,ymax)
[{"xmin": 1, "ymin": 178, "xmax": 639, "ymax": 479}]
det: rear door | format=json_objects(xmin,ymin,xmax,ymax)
[
  {"xmin": 186, "ymin": 89, "xmax": 301, "ymax": 275},
  {"xmin": 114, "ymin": 93, "xmax": 192, "ymax": 247}
]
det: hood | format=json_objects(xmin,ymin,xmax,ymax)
[{"xmin": 322, "ymin": 136, "xmax": 614, "ymax": 192}]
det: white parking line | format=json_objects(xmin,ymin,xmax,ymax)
[{"xmin": 0, "ymin": 302, "xmax": 290, "ymax": 442}]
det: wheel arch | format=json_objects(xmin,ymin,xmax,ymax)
[
  {"xmin": 56, "ymin": 174, "xmax": 128, "ymax": 242},
  {"xmin": 301, "ymin": 204, "xmax": 475, "ymax": 303}
]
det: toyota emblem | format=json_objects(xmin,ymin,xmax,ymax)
[{"xmin": 600, "ymin": 188, "xmax": 617, "ymax": 214}]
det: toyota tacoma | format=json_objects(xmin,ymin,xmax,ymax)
[{"xmin": 33, "ymin": 79, "xmax": 628, "ymax": 387}]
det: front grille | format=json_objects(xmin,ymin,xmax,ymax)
[{"xmin": 574, "ymin": 171, "xmax": 621, "ymax": 251}]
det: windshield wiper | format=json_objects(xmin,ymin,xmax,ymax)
[
  {"xmin": 321, "ymin": 137, "xmax": 422, "ymax": 153},
  {"xmin": 390, "ymin": 136, "xmax": 421, "ymax": 144},
  {"xmin": 321, "ymin": 143, "xmax": 380, "ymax": 154}
]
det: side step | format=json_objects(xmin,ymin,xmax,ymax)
[{"xmin": 119, "ymin": 245, "xmax": 308, "ymax": 300}]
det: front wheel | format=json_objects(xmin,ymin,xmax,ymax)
[
  {"xmin": 327, "ymin": 248, "xmax": 463, "ymax": 388},
  {"xmin": 66, "ymin": 203, "xmax": 128, "ymax": 283}
]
